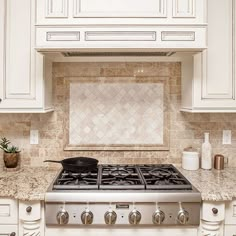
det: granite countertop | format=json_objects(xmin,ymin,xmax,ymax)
[
  {"xmin": 0, "ymin": 167, "xmax": 58, "ymax": 201},
  {"xmin": 0, "ymin": 166, "xmax": 236, "ymax": 201},
  {"xmin": 179, "ymin": 167, "xmax": 236, "ymax": 201}
]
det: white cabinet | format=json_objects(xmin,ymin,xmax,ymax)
[
  {"xmin": 35, "ymin": 0, "xmax": 207, "ymax": 50},
  {"xmin": 181, "ymin": 0, "xmax": 236, "ymax": 112},
  {"xmin": 36, "ymin": 0, "xmax": 206, "ymax": 25},
  {"xmin": 19, "ymin": 201, "xmax": 44, "ymax": 236},
  {"xmin": 0, "ymin": 198, "xmax": 18, "ymax": 236},
  {"xmin": 200, "ymin": 201, "xmax": 225, "ymax": 236},
  {"xmin": 0, "ymin": 0, "xmax": 53, "ymax": 113},
  {"xmin": 225, "ymin": 225, "xmax": 236, "ymax": 236},
  {"xmin": 0, "ymin": 226, "xmax": 18, "ymax": 236},
  {"xmin": 225, "ymin": 200, "xmax": 236, "ymax": 236}
]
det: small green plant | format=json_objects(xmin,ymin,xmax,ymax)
[{"xmin": 0, "ymin": 137, "xmax": 20, "ymax": 153}]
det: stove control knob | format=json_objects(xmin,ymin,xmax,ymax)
[
  {"xmin": 129, "ymin": 210, "xmax": 141, "ymax": 225},
  {"xmin": 81, "ymin": 210, "xmax": 93, "ymax": 225},
  {"xmin": 152, "ymin": 210, "xmax": 165, "ymax": 225},
  {"xmin": 104, "ymin": 210, "xmax": 117, "ymax": 225},
  {"xmin": 177, "ymin": 209, "xmax": 189, "ymax": 225},
  {"xmin": 56, "ymin": 210, "xmax": 69, "ymax": 225}
]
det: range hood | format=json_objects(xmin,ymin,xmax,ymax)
[
  {"xmin": 62, "ymin": 51, "xmax": 176, "ymax": 57},
  {"xmin": 36, "ymin": 27, "xmax": 207, "ymax": 53}
]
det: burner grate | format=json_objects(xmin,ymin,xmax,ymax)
[
  {"xmin": 52, "ymin": 164, "xmax": 193, "ymax": 191},
  {"xmin": 53, "ymin": 169, "xmax": 99, "ymax": 190},
  {"xmin": 99, "ymin": 165, "xmax": 145, "ymax": 190},
  {"xmin": 138, "ymin": 164, "xmax": 192, "ymax": 190}
]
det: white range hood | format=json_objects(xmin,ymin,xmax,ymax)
[
  {"xmin": 35, "ymin": 0, "xmax": 207, "ymax": 52},
  {"xmin": 35, "ymin": 26, "xmax": 207, "ymax": 52}
]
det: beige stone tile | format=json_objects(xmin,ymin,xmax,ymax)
[{"xmin": 1, "ymin": 61, "xmax": 236, "ymax": 167}]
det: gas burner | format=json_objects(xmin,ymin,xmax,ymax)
[
  {"xmin": 108, "ymin": 166, "xmax": 132, "ymax": 178},
  {"xmin": 53, "ymin": 169, "xmax": 99, "ymax": 190},
  {"xmin": 109, "ymin": 180, "xmax": 135, "ymax": 185},
  {"xmin": 51, "ymin": 164, "xmax": 192, "ymax": 190},
  {"xmin": 149, "ymin": 168, "xmax": 174, "ymax": 178},
  {"xmin": 100, "ymin": 165, "xmax": 145, "ymax": 189},
  {"xmin": 139, "ymin": 165, "xmax": 192, "ymax": 190}
]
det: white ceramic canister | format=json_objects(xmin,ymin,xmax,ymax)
[{"xmin": 182, "ymin": 148, "xmax": 199, "ymax": 171}]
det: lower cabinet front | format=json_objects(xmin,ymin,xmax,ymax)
[
  {"xmin": 0, "ymin": 225, "xmax": 18, "ymax": 236},
  {"xmin": 45, "ymin": 227, "xmax": 198, "ymax": 236},
  {"xmin": 225, "ymin": 225, "xmax": 236, "ymax": 236}
]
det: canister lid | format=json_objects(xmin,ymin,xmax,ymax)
[{"xmin": 183, "ymin": 146, "xmax": 198, "ymax": 153}]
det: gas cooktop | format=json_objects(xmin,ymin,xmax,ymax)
[
  {"xmin": 52, "ymin": 164, "xmax": 192, "ymax": 191},
  {"xmin": 45, "ymin": 164, "xmax": 201, "ymax": 227}
]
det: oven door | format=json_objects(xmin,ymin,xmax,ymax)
[{"xmin": 45, "ymin": 226, "xmax": 198, "ymax": 236}]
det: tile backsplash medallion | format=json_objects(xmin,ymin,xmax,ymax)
[
  {"xmin": 69, "ymin": 83, "xmax": 164, "ymax": 146},
  {"xmin": 0, "ymin": 61, "xmax": 236, "ymax": 167}
]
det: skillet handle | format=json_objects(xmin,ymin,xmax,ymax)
[{"xmin": 44, "ymin": 160, "xmax": 62, "ymax": 163}]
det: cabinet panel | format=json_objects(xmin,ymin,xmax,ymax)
[
  {"xmin": 201, "ymin": 0, "xmax": 233, "ymax": 99},
  {"xmin": 84, "ymin": 31, "xmax": 156, "ymax": 41},
  {"xmin": 172, "ymin": 0, "xmax": 195, "ymax": 18},
  {"xmin": 226, "ymin": 200, "xmax": 236, "ymax": 224},
  {"xmin": 0, "ymin": 225, "xmax": 18, "ymax": 236},
  {"xmin": 0, "ymin": 0, "xmax": 53, "ymax": 112},
  {"xmin": 161, "ymin": 31, "xmax": 195, "ymax": 41},
  {"xmin": 19, "ymin": 201, "xmax": 41, "ymax": 221},
  {"xmin": 5, "ymin": 0, "xmax": 34, "ymax": 99},
  {"xmin": 0, "ymin": 198, "xmax": 18, "ymax": 225},
  {"xmin": 73, "ymin": 0, "xmax": 167, "ymax": 17},
  {"xmin": 45, "ymin": 228, "xmax": 198, "ymax": 236},
  {"xmin": 0, "ymin": 0, "xmax": 5, "ymax": 103},
  {"xmin": 181, "ymin": 0, "xmax": 236, "ymax": 112},
  {"xmin": 46, "ymin": 0, "xmax": 68, "ymax": 18},
  {"xmin": 225, "ymin": 225, "xmax": 236, "ymax": 236},
  {"xmin": 201, "ymin": 201, "xmax": 225, "ymax": 222}
]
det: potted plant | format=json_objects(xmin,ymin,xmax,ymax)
[{"xmin": 0, "ymin": 137, "xmax": 20, "ymax": 168}]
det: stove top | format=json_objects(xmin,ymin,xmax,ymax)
[
  {"xmin": 52, "ymin": 164, "xmax": 192, "ymax": 191},
  {"xmin": 46, "ymin": 164, "xmax": 201, "ymax": 227}
]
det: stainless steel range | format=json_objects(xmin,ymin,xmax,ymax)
[{"xmin": 45, "ymin": 164, "xmax": 201, "ymax": 230}]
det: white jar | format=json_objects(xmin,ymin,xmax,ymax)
[{"xmin": 182, "ymin": 150, "xmax": 199, "ymax": 170}]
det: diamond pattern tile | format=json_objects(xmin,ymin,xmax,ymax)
[{"xmin": 69, "ymin": 83, "xmax": 164, "ymax": 145}]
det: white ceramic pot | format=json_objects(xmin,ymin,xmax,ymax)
[{"xmin": 182, "ymin": 151, "xmax": 199, "ymax": 171}]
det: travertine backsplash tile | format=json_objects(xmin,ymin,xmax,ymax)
[
  {"xmin": 0, "ymin": 62, "xmax": 236, "ymax": 167},
  {"xmin": 69, "ymin": 82, "xmax": 164, "ymax": 147}
]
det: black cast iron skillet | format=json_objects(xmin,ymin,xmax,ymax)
[{"xmin": 44, "ymin": 157, "xmax": 98, "ymax": 173}]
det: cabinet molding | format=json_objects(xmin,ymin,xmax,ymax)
[
  {"xmin": 0, "ymin": 198, "xmax": 18, "ymax": 224},
  {"xmin": 46, "ymin": 0, "xmax": 68, "ymax": 18},
  {"xmin": 36, "ymin": 26, "xmax": 206, "ymax": 49},
  {"xmin": 172, "ymin": 0, "xmax": 195, "ymax": 18},
  {"xmin": 22, "ymin": 221, "xmax": 41, "ymax": 236},
  {"xmin": 84, "ymin": 31, "xmax": 156, "ymax": 41},
  {"xmin": 47, "ymin": 31, "xmax": 80, "ymax": 41},
  {"xmin": 161, "ymin": 31, "xmax": 195, "ymax": 41}
]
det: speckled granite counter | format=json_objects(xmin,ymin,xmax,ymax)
[
  {"xmin": 179, "ymin": 167, "xmax": 236, "ymax": 201},
  {"xmin": 0, "ymin": 167, "xmax": 58, "ymax": 201},
  {"xmin": 0, "ymin": 166, "xmax": 236, "ymax": 201}
]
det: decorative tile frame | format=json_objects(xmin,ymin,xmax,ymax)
[{"xmin": 63, "ymin": 76, "xmax": 170, "ymax": 151}]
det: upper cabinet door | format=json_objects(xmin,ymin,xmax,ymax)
[
  {"xmin": 5, "ymin": 0, "xmax": 34, "ymax": 100},
  {"xmin": 36, "ymin": 0, "xmax": 205, "ymax": 24},
  {"xmin": 73, "ymin": 0, "xmax": 167, "ymax": 17},
  {"xmin": 0, "ymin": 0, "xmax": 53, "ymax": 112},
  {"xmin": 172, "ymin": 0, "xmax": 195, "ymax": 18},
  {"xmin": 181, "ymin": 0, "xmax": 236, "ymax": 112},
  {"xmin": 45, "ymin": 0, "xmax": 68, "ymax": 18}
]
